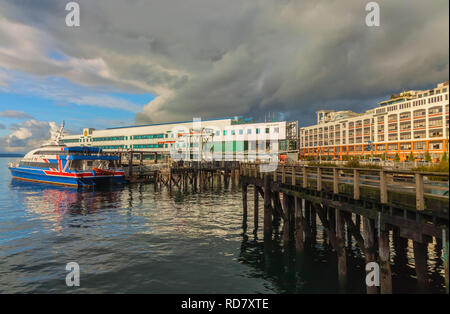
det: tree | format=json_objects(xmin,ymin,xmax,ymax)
[
  {"xmin": 442, "ymin": 152, "xmax": 448, "ymax": 162},
  {"xmin": 424, "ymin": 151, "xmax": 432, "ymax": 162},
  {"xmin": 408, "ymin": 152, "xmax": 415, "ymax": 162},
  {"xmin": 381, "ymin": 153, "xmax": 386, "ymax": 161},
  {"xmin": 393, "ymin": 153, "xmax": 400, "ymax": 162}
]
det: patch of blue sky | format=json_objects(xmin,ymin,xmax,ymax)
[
  {"xmin": 0, "ymin": 68, "xmax": 154, "ymax": 131},
  {"xmin": 47, "ymin": 50, "xmax": 69, "ymax": 61}
]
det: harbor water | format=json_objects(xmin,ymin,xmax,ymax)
[{"xmin": 0, "ymin": 158, "xmax": 446, "ymax": 293}]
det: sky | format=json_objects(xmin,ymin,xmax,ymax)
[{"xmin": 0, "ymin": 0, "xmax": 448, "ymax": 153}]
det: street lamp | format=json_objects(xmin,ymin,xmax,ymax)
[{"xmin": 319, "ymin": 143, "xmax": 322, "ymax": 163}]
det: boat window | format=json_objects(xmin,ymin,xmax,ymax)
[
  {"xmin": 19, "ymin": 161, "xmax": 59, "ymax": 169},
  {"xmin": 70, "ymin": 160, "xmax": 83, "ymax": 170}
]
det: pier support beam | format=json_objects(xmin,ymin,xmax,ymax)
[
  {"xmin": 335, "ymin": 208, "xmax": 347, "ymax": 285},
  {"xmin": 254, "ymin": 186, "xmax": 259, "ymax": 233},
  {"xmin": 310, "ymin": 202, "xmax": 316, "ymax": 241},
  {"xmin": 304, "ymin": 200, "xmax": 311, "ymax": 227},
  {"xmin": 139, "ymin": 153, "xmax": 143, "ymax": 175},
  {"xmin": 128, "ymin": 151, "xmax": 133, "ymax": 177},
  {"xmin": 363, "ymin": 217, "xmax": 378, "ymax": 294},
  {"xmin": 263, "ymin": 175, "xmax": 272, "ymax": 239},
  {"xmin": 378, "ymin": 226, "xmax": 392, "ymax": 294},
  {"xmin": 295, "ymin": 197, "xmax": 304, "ymax": 251},
  {"xmin": 242, "ymin": 184, "xmax": 248, "ymax": 229},
  {"xmin": 282, "ymin": 193, "xmax": 291, "ymax": 244}
]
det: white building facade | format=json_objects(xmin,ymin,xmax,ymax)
[{"xmin": 62, "ymin": 117, "xmax": 290, "ymax": 162}]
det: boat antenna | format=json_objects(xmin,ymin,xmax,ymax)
[
  {"xmin": 57, "ymin": 120, "xmax": 65, "ymax": 141},
  {"xmin": 53, "ymin": 120, "xmax": 65, "ymax": 144}
]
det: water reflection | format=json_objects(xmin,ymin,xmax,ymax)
[
  {"xmin": 237, "ymin": 188, "xmax": 446, "ymax": 294},
  {"xmin": 10, "ymin": 180, "xmax": 124, "ymax": 224}
]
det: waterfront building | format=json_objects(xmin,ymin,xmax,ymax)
[
  {"xmin": 299, "ymin": 81, "xmax": 449, "ymax": 161},
  {"xmin": 62, "ymin": 117, "xmax": 298, "ymax": 162}
]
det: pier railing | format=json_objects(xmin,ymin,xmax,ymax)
[{"xmin": 241, "ymin": 163, "xmax": 449, "ymax": 212}]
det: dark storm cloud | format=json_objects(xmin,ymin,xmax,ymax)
[{"xmin": 0, "ymin": 0, "xmax": 448, "ymax": 127}]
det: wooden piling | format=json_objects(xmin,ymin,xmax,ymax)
[
  {"xmin": 282, "ymin": 193, "xmax": 290, "ymax": 244},
  {"xmin": 335, "ymin": 208, "xmax": 347, "ymax": 285},
  {"xmin": 295, "ymin": 197, "xmax": 304, "ymax": 251},
  {"xmin": 254, "ymin": 187, "xmax": 259, "ymax": 233},
  {"xmin": 328, "ymin": 206, "xmax": 335, "ymax": 235},
  {"xmin": 242, "ymin": 184, "xmax": 248, "ymax": 227},
  {"xmin": 128, "ymin": 151, "xmax": 133, "ymax": 177},
  {"xmin": 263, "ymin": 174, "xmax": 272, "ymax": 238},
  {"xmin": 310, "ymin": 202, "xmax": 316, "ymax": 239},
  {"xmin": 363, "ymin": 217, "xmax": 378, "ymax": 294},
  {"xmin": 355, "ymin": 214, "xmax": 361, "ymax": 233},
  {"xmin": 304, "ymin": 200, "xmax": 311, "ymax": 226},
  {"xmin": 378, "ymin": 223, "xmax": 392, "ymax": 294}
]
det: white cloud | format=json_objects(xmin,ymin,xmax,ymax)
[{"xmin": 0, "ymin": 119, "xmax": 58, "ymax": 152}]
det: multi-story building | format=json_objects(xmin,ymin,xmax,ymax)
[
  {"xmin": 61, "ymin": 117, "xmax": 296, "ymax": 162},
  {"xmin": 299, "ymin": 81, "xmax": 449, "ymax": 161}
]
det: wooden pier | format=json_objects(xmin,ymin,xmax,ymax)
[
  {"xmin": 119, "ymin": 153, "xmax": 449, "ymax": 293},
  {"xmin": 240, "ymin": 163, "xmax": 449, "ymax": 294}
]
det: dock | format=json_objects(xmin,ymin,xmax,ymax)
[
  {"xmin": 118, "ymin": 152, "xmax": 449, "ymax": 293},
  {"xmin": 240, "ymin": 163, "xmax": 448, "ymax": 293}
]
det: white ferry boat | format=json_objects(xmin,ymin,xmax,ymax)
[{"xmin": 8, "ymin": 122, "xmax": 126, "ymax": 187}]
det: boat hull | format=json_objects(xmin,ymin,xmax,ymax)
[{"xmin": 9, "ymin": 167, "xmax": 126, "ymax": 187}]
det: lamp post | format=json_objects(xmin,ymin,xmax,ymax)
[{"xmin": 319, "ymin": 144, "xmax": 322, "ymax": 163}]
